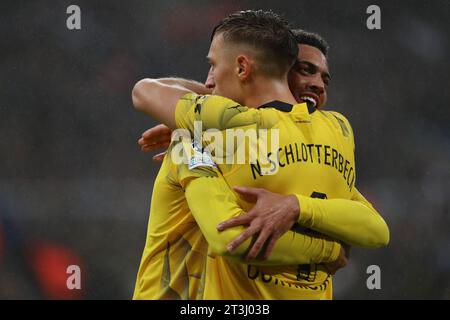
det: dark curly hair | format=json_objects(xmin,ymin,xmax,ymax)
[{"xmin": 291, "ymin": 29, "xmax": 330, "ymax": 57}]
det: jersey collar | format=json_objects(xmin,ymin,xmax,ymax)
[{"xmin": 258, "ymin": 100, "xmax": 316, "ymax": 114}]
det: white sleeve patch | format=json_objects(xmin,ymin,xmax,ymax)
[{"xmin": 183, "ymin": 140, "xmax": 217, "ymax": 170}]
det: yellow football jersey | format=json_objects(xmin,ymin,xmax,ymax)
[
  {"xmin": 175, "ymin": 93, "xmax": 388, "ymax": 299},
  {"xmin": 133, "ymin": 144, "xmax": 210, "ymax": 300},
  {"xmin": 134, "ymin": 137, "xmax": 342, "ymax": 300}
]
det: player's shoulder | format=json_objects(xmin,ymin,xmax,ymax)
[
  {"xmin": 181, "ymin": 93, "xmax": 244, "ymax": 108},
  {"xmin": 179, "ymin": 93, "xmax": 250, "ymax": 117},
  {"xmin": 318, "ymin": 109, "xmax": 354, "ymax": 139}
]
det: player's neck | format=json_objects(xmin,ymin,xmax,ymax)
[{"xmin": 242, "ymin": 78, "xmax": 297, "ymax": 108}]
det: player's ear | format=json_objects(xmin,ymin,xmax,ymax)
[{"xmin": 235, "ymin": 55, "xmax": 252, "ymax": 81}]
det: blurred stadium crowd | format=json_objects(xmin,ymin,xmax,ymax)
[{"xmin": 0, "ymin": 0, "xmax": 449, "ymax": 299}]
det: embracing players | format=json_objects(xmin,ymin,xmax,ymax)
[{"xmin": 133, "ymin": 10, "xmax": 389, "ymax": 299}]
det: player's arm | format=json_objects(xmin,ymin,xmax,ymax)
[
  {"xmin": 294, "ymin": 189, "xmax": 390, "ymax": 248},
  {"xmin": 218, "ymin": 108, "xmax": 388, "ymax": 254},
  {"xmin": 137, "ymin": 80, "xmax": 213, "ymax": 157},
  {"xmin": 301, "ymin": 112, "xmax": 388, "ymax": 247},
  {"xmin": 217, "ymin": 186, "xmax": 388, "ymax": 263},
  {"xmin": 132, "ymin": 78, "xmax": 193, "ymax": 129},
  {"xmin": 182, "ymin": 174, "xmax": 341, "ymax": 266},
  {"xmin": 158, "ymin": 78, "xmax": 212, "ymax": 95}
]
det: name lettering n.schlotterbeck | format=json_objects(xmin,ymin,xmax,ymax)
[{"xmin": 251, "ymin": 142, "xmax": 355, "ymax": 191}]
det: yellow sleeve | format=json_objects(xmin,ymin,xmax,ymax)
[
  {"xmin": 300, "ymin": 112, "xmax": 389, "ymax": 247},
  {"xmin": 175, "ymin": 93, "xmax": 262, "ymax": 132},
  {"xmin": 184, "ymin": 174, "xmax": 341, "ymax": 266},
  {"xmin": 295, "ymin": 188, "xmax": 390, "ymax": 248}
]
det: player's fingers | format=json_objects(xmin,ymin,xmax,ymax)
[
  {"xmin": 233, "ymin": 186, "xmax": 261, "ymax": 203},
  {"xmin": 139, "ymin": 136, "xmax": 167, "ymax": 147},
  {"xmin": 141, "ymin": 144, "xmax": 154, "ymax": 152},
  {"xmin": 141, "ymin": 145, "xmax": 154, "ymax": 152},
  {"xmin": 226, "ymin": 226, "xmax": 258, "ymax": 252},
  {"xmin": 142, "ymin": 124, "xmax": 172, "ymax": 138},
  {"xmin": 323, "ymin": 263, "xmax": 337, "ymax": 275},
  {"xmin": 141, "ymin": 141, "xmax": 170, "ymax": 152},
  {"xmin": 233, "ymin": 186, "xmax": 263, "ymax": 196},
  {"xmin": 152, "ymin": 151, "xmax": 167, "ymax": 162},
  {"xmin": 141, "ymin": 134, "xmax": 172, "ymax": 145},
  {"xmin": 263, "ymin": 232, "xmax": 281, "ymax": 259},
  {"xmin": 141, "ymin": 128, "xmax": 156, "ymax": 140},
  {"xmin": 142, "ymin": 123, "xmax": 170, "ymax": 136},
  {"xmin": 153, "ymin": 141, "xmax": 170, "ymax": 149},
  {"xmin": 246, "ymin": 230, "xmax": 270, "ymax": 260},
  {"xmin": 217, "ymin": 214, "xmax": 251, "ymax": 231}
]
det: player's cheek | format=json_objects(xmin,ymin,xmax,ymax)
[{"xmin": 321, "ymin": 93, "xmax": 327, "ymax": 107}]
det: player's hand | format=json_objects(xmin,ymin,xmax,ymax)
[
  {"xmin": 323, "ymin": 243, "xmax": 350, "ymax": 275},
  {"xmin": 217, "ymin": 186, "xmax": 300, "ymax": 260},
  {"xmin": 137, "ymin": 124, "xmax": 172, "ymax": 161},
  {"xmin": 151, "ymin": 151, "xmax": 167, "ymax": 162}
]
